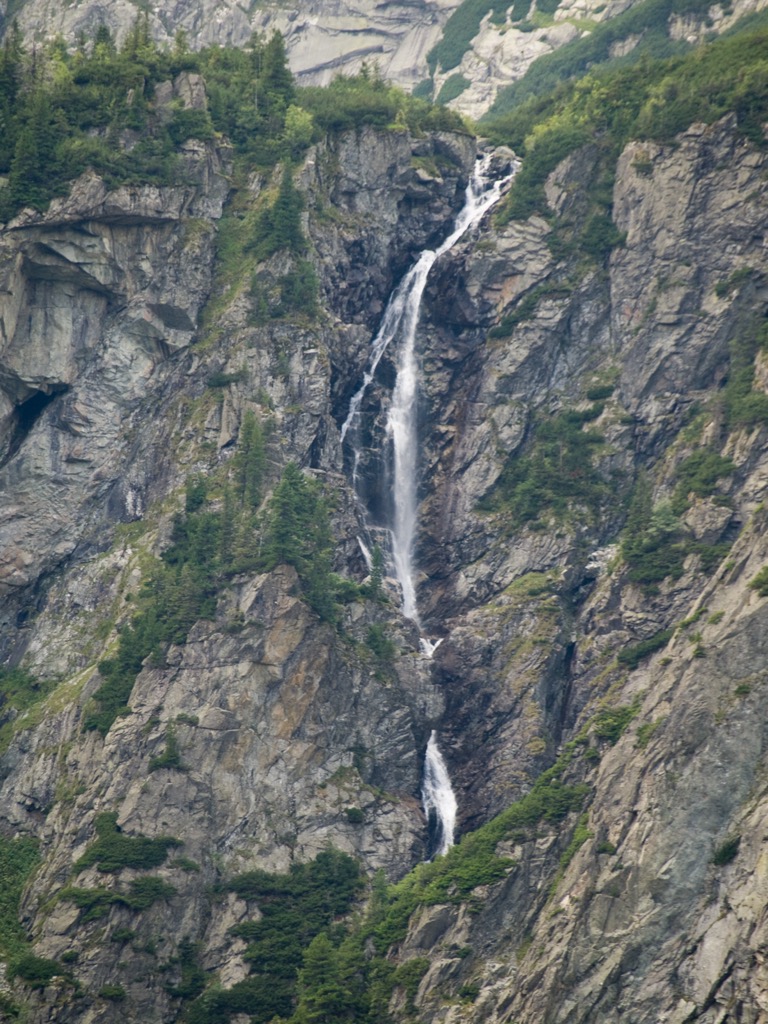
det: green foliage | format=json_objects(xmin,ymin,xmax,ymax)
[
  {"xmin": 591, "ymin": 702, "xmax": 639, "ymax": 742},
  {"xmin": 635, "ymin": 719, "xmax": 663, "ymax": 748},
  {"xmin": 486, "ymin": 0, "xmax": 725, "ymax": 115},
  {"xmin": 149, "ymin": 725, "xmax": 186, "ymax": 772},
  {"xmin": 0, "ymin": 666, "xmax": 57, "ymax": 753},
  {"xmin": 61, "ymin": 877, "xmax": 177, "ymax": 919},
  {"xmin": 98, "ymin": 984, "xmax": 126, "ymax": 1001},
  {"xmin": 365, "ymin": 624, "xmax": 396, "ymax": 661},
  {"xmin": 299, "ymin": 69, "xmax": 466, "ymax": 135},
  {"xmin": 262, "ymin": 463, "xmax": 337, "ymax": 620},
  {"xmin": 749, "ymin": 566, "xmax": 768, "ymax": 596},
  {"xmin": 715, "ymin": 266, "xmax": 756, "ymax": 298},
  {"xmin": 618, "ymin": 629, "xmax": 674, "ymax": 670},
  {"xmin": 0, "ymin": 22, "xmax": 461, "ymax": 221},
  {"xmin": 277, "ymin": 259, "xmax": 319, "ymax": 318},
  {"xmin": 171, "ymin": 856, "xmax": 201, "ymax": 872},
  {"xmin": 74, "ymin": 812, "xmax": 181, "ymax": 873},
  {"xmin": 366, "ymin": 544, "xmax": 385, "ymax": 601},
  {"xmin": 345, "ymin": 807, "xmax": 364, "ymax": 824},
  {"xmin": 427, "ymin": 0, "xmax": 512, "ymax": 73},
  {"xmin": 621, "ymin": 467, "xmax": 733, "ymax": 588},
  {"xmin": 722, "ymin": 316, "xmax": 768, "ymax": 429},
  {"xmin": 596, "ymin": 840, "xmax": 617, "ymax": 855},
  {"xmin": 166, "ymin": 938, "xmax": 207, "ymax": 999},
  {"xmin": 488, "ymin": 282, "xmax": 572, "ymax": 337},
  {"xmin": 0, "ymin": 836, "xmax": 39, "ymax": 960},
  {"xmin": 713, "ymin": 834, "xmax": 741, "ymax": 866},
  {"xmin": 436, "ymin": 74, "xmax": 471, "ymax": 105},
  {"xmin": 207, "ymin": 369, "xmax": 248, "ymax": 388},
  {"xmin": 186, "ymin": 850, "xmax": 362, "ymax": 1024},
  {"xmin": 671, "ymin": 450, "xmax": 735, "ymax": 513},
  {"xmin": 249, "ymin": 167, "xmax": 306, "ymax": 262},
  {"xmin": 9, "ymin": 954, "xmax": 69, "ymax": 989},
  {"xmin": 586, "ymin": 383, "xmax": 615, "ymax": 401},
  {"xmin": 0, "ymin": 19, "xmax": 198, "ymax": 218},
  {"xmin": 558, "ymin": 813, "xmax": 593, "ymax": 870},
  {"xmin": 482, "ymin": 406, "xmax": 610, "ymax": 526}
]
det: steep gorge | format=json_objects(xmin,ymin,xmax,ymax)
[{"xmin": 1, "ymin": 23, "xmax": 768, "ymax": 1024}]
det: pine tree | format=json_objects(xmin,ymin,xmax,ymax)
[
  {"xmin": 263, "ymin": 464, "xmax": 336, "ymax": 620},
  {"xmin": 236, "ymin": 411, "xmax": 266, "ymax": 508},
  {"xmin": 260, "ymin": 31, "xmax": 294, "ymax": 114}
]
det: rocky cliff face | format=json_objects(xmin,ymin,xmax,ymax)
[{"xmin": 1, "ymin": 60, "xmax": 768, "ymax": 1024}]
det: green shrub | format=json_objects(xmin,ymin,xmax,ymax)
[
  {"xmin": 713, "ymin": 834, "xmax": 740, "ymax": 866},
  {"xmin": 749, "ymin": 566, "xmax": 768, "ymax": 596},
  {"xmin": 482, "ymin": 406, "xmax": 610, "ymax": 525},
  {"xmin": 672, "ymin": 450, "xmax": 734, "ymax": 512},
  {"xmin": 558, "ymin": 813, "xmax": 593, "ymax": 870},
  {"xmin": 723, "ymin": 316, "xmax": 768, "ymax": 429},
  {"xmin": 635, "ymin": 719, "xmax": 662, "ymax": 748},
  {"xmin": 98, "ymin": 984, "xmax": 126, "ymax": 1001},
  {"xmin": 0, "ymin": 667, "xmax": 58, "ymax": 753},
  {"xmin": 74, "ymin": 812, "xmax": 181, "ymax": 873},
  {"xmin": 171, "ymin": 856, "xmax": 201, "ymax": 872},
  {"xmin": 149, "ymin": 726, "xmax": 186, "ymax": 772},
  {"xmin": 61, "ymin": 877, "xmax": 177, "ymax": 918},
  {"xmin": 9, "ymin": 954, "xmax": 67, "ymax": 988},
  {"xmin": 277, "ymin": 259, "xmax": 318, "ymax": 318},
  {"xmin": 488, "ymin": 283, "xmax": 572, "ymax": 338},
  {"xmin": 84, "ymin": 414, "xmax": 267, "ymax": 735},
  {"xmin": 206, "ymin": 369, "xmax": 247, "ymax": 388},
  {"xmin": 345, "ymin": 807, "xmax": 365, "ymax": 824},
  {"xmin": 365, "ymin": 624, "xmax": 396, "ymax": 662},
  {"xmin": 262, "ymin": 463, "xmax": 337, "ymax": 621},
  {"xmin": 618, "ymin": 630, "xmax": 674, "ymax": 671},
  {"xmin": 715, "ymin": 266, "xmax": 756, "ymax": 298},
  {"xmin": 166, "ymin": 938, "xmax": 207, "ymax": 1000},
  {"xmin": 592, "ymin": 703, "xmax": 639, "ymax": 743},
  {"xmin": 0, "ymin": 836, "xmax": 39, "ymax": 960},
  {"xmin": 586, "ymin": 383, "xmax": 615, "ymax": 401}
]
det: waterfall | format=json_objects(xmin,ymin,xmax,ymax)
[
  {"xmin": 342, "ymin": 150, "xmax": 516, "ymax": 855},
  {"xmin": 422, "ymin": 730, "xmax": 458, "ymax": 858},
  {"xmin": 342, "ymin": 152, "xmax": 517, "ymax": 624}
]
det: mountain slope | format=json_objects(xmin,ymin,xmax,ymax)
[{"xmin": 1, "ymin": 14, "xmax": 768, "ymax": 1024}]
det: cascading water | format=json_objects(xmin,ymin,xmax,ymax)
[
  {"xmin": 422, "ymin": 730, "xmax": 458, "ymax": 858},
  {"xmin": 342, "ymin": 153, "xmax": 516, "ymax": 624},
  {"xmin": 341, "ymin": 150, "xmax": 517, "ymax": 855}
]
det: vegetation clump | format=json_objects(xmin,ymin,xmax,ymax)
[
  {"xmin": 185, "ymin": 849, "xmax": 363, "ymax": 1024},
  {"xmin": 618, "ymin": 630, "xmax": 674, "ymax": 671},
  {"xmin": 0, "ymin": 836, "xmax": 39, "ymax": 962},
  {"xmin": 74, "ymin": 812, "xmax": 181, "ymax": 873},
  {"xmin": 61, "ymin": 877, "xmax": 177, "ymax": 919},
  {"xmin": 712, "ymin": 834, "xmax": 741, "ymax": 866},
  {"xmin": 482, "ymin": 405, "xmax": 611, "ymax": 526}
]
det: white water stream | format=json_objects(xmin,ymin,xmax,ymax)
[
  {"xmin": 422, "ymin": 730, "xmax": 458, "ymax": 857},
  {"xmin": 341, "ymin": 151, "xmax": 516, "ymax": 855}
]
